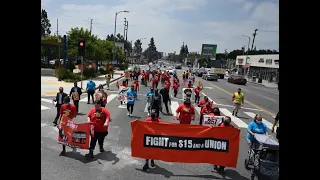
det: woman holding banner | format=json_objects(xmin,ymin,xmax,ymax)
[
  {"xmin": 58, "ymin": 96, "xmax": 77, "ymax": 156},
  {"xmin": 213, "ymin": 116, "xmax": 234, "ymax": 172},
  {"xmin": 142, "ymin": 112, "xmax": 161, "ymax": 171},
  {"xmin": 199, "ymin": 102, "xmax": 214, "ymax": 125},
  {"xmin": 176, "ymin": 98, "xmax": 195, "ymax": 124},
  {"xmin": 85, "ymin": 100, "xmax": 111, "ymax": 158}
]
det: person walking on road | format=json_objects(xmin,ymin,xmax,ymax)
[
  {"xmin": 160, "ymin": 85, "xmax": 171, "ymax": 114},
  {"xmin": 86, "ymin": 78, "xmax": 96, "ymax": 104},
  {"xmin": 57, "ymin": 96, "xmax": 77, "ymax": 156},
  {"xmin": 95, "ymin": 85, "xmax": 108, "ymax": 107},
  {"xmin": 176, "ymin": 98, "xmax": 195, "ymax": 124},
  {"xmin": 232, "ymin": 88, "xmax": 244, "ymax": 117},
  {"xmin": 194, "ymin": 85, "xmax": 203, "ymax": 104},
  {"xmin": 271, "ymin": 112, "xmax": 279, "ymax": 141},
  {"xmin": 85, "ymin": 99, "xmax": 111, "ymax": 158},
  {"xmin": 213, "ymin": 116, "xmax": 235, "ymax": 173},
  {"xmin": 126, "ymin": 85, "xmax": 138, "ymax": 117},
  {"xmin": 69, "ymin": 82, "xmax": 82, "ymax": 113},
  {"xmin": 146, "ymin": 87, "xmax": 155, "ymax": 116},
  {"xmin": 105, "ymin": 74, "xmax": 111, "ymax": 90},
  {"xmin": 149, "ymin": 89, "xmax": 162, "ymax": 118},
  {"xmin": 53, "ymin": 87, "xmax": 68, "ymax": 125},
  {"xmin": 142, "ymin": 112, "xmax": 161, "ymax": 171}
]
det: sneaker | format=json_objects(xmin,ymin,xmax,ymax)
[
  {"xmin": 142, "ymin": 163, "xmax": 149, "ymax": 171},
  {"xmin": 150, "ymin": 160, "xmax": 155, "ymax": 167},
  {"xmin": 147, "ymin": 113, "xmax": 150, "ymax": 116},
  {"xmin": 130, "ymin": 113, "xmax": 132, "ymax": 117},
  {"xmin": 59, "ymin": 150, "xmax": 66, "ymax": 156},
  {"xmin": 99, "ymin": 146, "xmax": 105, "ymax": 153},
  {"xmin": 87, "ymin": 102, "xmax": 90, "ymax": 104},
  {"xmin": 85, "ymin": 150, "xmax": 94, "ymax": 158},
  {"xmin": 127, "ymin": 112, "xmax": 130, "ymax": 116}
]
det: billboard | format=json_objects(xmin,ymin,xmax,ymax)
[{"xmin": 201, "ymin": 44, "xmax": 217, "ymax": 60}]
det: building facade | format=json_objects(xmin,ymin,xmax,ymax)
[{"xmin": 236, "ymin": 54, "xmax": 279, "ymax": 82}]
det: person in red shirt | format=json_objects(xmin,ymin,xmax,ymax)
[
  {"xmin": 131, "ymin": 78, "xmax": 140, "ymax": 92},
  {"xmin": 214, "ymin": 116, "xmax": 234, "ymax": 172},
  {"xmin": 58, "ymin": 96, "xmax": 77, "ymax": 156},
  {"xmin": 141, "ymin": 70, "xmax": 146, "ymax": 86},
  {"xmin": 186, "ymin": 82, "xmax": 193, "ymax": 88},
  {"xmin": 143, "ymin": 112, "xmax": 161, "ymax": 171},
  {"xmin": 95, "ymin": 85, "xmax": 108, "ymax": 107},
  {"xmin": 164, "ymin": 80, "xmax": 171, "ymax": 91},
  {"xmin": 198, "ymin": 96, "xmax": 213, "ymax": 110},
  {"xmin": 152, "ymin": 75, "xmax": 159, "ymax": 89},
  {"xmin": 160, "ymin": 73, "xmax": 166, "ymax": 87},
  {"xmin": 158, "ymin": 70, "xmax": 162, "ymax": 79},
  {"xmin": 120, "ymin": 80, "xmax": 128, "ymax": 87},
  {"xmin": 209, "ymin": 107, "xmax": 221, "ymax": 116},
  {"xmin": 176, "ymin": 98, "xmax": 195, "ymax": 124},
  {"xmin": 199, "ymin": 103, "xmax": 214, "ymax": 125},
  {"xmin": 165, "ymin": 72, "xmax": 171, "ymax": 81},
  {"xmin": 85, "ymin": 100, "xmax": 111, "ymax": 158},
  {"xmin": 172, "ymin": 82, "xmax": 180, "ymax": 98},
  {"xmin": 194, "ymin": 85, "xmax": 203, "ymax": 104}
]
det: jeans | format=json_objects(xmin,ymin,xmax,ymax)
[
  {"xmin": 89, "ymin": 131, "xmax": 108, "ymax": 151},
  {"xmin": 87, "ymin": 90, "xmax": 94, "ymax": 103}
]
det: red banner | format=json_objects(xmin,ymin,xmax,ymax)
[
  {"xmin": 131, "ymin": 120, "xmax": 240, "ymax": 167},
  {"xmin": 57, "ymin": 115, "xmax": 93, "ymax": 149}
]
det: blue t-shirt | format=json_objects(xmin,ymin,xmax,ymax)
[
  {"xmin": 247, "ymin": 121, "xmax": 268, "ymax": 141},
  {"xmin": 87, "ymin": 81, "xmax": 96, "ymax": 91},
  {"xmin": 126, "ymin": 90, "xmax": 137, "ymax": 104},
  {"xmin": 146, "ymin": 91, "xmax": 154, "ymax": 103}
]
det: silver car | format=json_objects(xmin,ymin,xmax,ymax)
[{"xmin": 202, "ymin": 72, "xmax": 219, "ymax": 81}]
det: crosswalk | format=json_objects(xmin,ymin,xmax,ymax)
[{"xmin": 41, "ymin": 93, "xmax": 276, "ymax": 130}]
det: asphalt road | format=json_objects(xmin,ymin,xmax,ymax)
[{"xmin": 41, "ymin": 69, "xmax": 277, "ymax": 180}]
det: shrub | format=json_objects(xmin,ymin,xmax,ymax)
[
  {"xmin": 56, "ymin": 67, "xmax": 71, "ymax": 80},
  {"xmin": 99, "ymin": 68, "xmax": 108, "ymax": 74},
  {"xmin": 83, "ymin": 68, "xmax": 96, "ymax": 78}
]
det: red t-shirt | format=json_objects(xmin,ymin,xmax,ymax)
[
  {"xmin": 173, "ymin": 83, "xmax": 179, "ymax": 91},
  {"xmin": 60, "ymin": 104, "xmax": 77, "ymax": 118},
  {"xmin": 186, "ymin": 85, "xmax": 193, "ymax": 88},
  {"xmin": 200, "ymin": 106, "xmax": 213, "ymax": 115},
  {"xmin": 198, "ymin": 100, "xmax": 213, "ymax": 110},
  {"xmin": 88, "ymin": 107, "xmax": 111, "ymax": 132},
  {"xmin": 164, "ymin": 81, "xmax": 171, "ymax": 89},
  {"xmin": 176, "ymin": 104, "xmax": 195, "ymax": 124},
  {"xmin": 144, "ymin": 117, "xmax": 162, "ymax": 122},
  {"xmin": 131, "ymin": 81, "xmax": 139, "ymax": 91},
  {"xmin": 194, "ymin": 87, "xmax": 200, "ymax": 96}
]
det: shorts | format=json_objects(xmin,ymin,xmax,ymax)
[{"xmin": 234, "ymin": 103, "xmax": 241, "ymax": 109}]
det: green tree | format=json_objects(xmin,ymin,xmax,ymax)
[
  {"xmin": 143, "ymin": 37, "xmax": 159, "ymax": 62},
  {"xmin": 106, "ymin": 33, "xmax": 132, "ymax": 53},
  {"xmin": 41, "ymin": 9, "xmax": 51, "ymax": 37},
  {"xmin": 133, "ymin": 39, "xmax": 142, "ymax": 54}
]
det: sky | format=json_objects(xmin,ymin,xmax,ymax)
[{"xmin": 41, "ymin": 0, "xmax": 279, "ymax": 54}]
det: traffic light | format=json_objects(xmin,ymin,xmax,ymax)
[{"xmin": 78, "ymin": 39, "xmax": 86, "ymax": 56}]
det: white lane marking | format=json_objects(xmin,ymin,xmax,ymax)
[
  {"xmin": 170, "ymin": 101, "xmax": 179, "ymax": 117},
  {"xmin": 262, "ymin": 96, "xmax": 277, "ymax": 102},
  {"xmin": 41, "ymin": 123, "xmax": 47, "ymax": 128},
  {"xmin": 80, "ymin": 97, "xmax": 88, "ymax": 102},
  {"xmin": 107, "ymin": 94, "xmax": 118, "ymax": 104},
  {"xmin": 41, "ymin": 105, "xmax": 50, "ymax": 110},
  {"xmin": 144, "ymin": 103, "xmax": 149, "ymax": 112},
  {"xmin": 249, "ymin": 85, "xmax": 279, "ymax": 95},
  {"xmin": 194, "ymin": 106, "xmax": 201, "ymax": 115},
  {"xmin": 41, "ymin": 98, "xmax": 53, "ymax": 103},
  {"xmin": 201, "ymin": 92, "xmax": 217, "ymax": 104},
  {"xmin": 219, "ymin": 108, "xmax": 248, "ymax": 128},
  {"xmin": 244, "ymin": 112, "xmax": 274, "ymax": 130},
  {"xmin": 118, "ymin": 104, "xmax": 127, "ymax": 109}
]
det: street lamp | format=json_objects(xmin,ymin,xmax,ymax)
[
  {"xmin": 242, "ymin": 35, "xmax": 251, "ymax": 77},
  {"xmin": 113, "ymin": 10, "xmax": 129, "ymax": 66}
]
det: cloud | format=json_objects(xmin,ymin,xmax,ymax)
[
  {"xmin": 42, "ymin": 0, "xmax": 278, "ymax": 54},
  {"xmin": 243, "ymin": 2, "xmax": 254, "ymax": 12}
]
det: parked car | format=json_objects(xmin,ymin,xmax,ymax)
[
  {"xmin": 175, "ymin": 64, "xmax": 182, "ymax": 69},
  {"xmin": 202, "ymin": 72, "xmax": 219, "ymax": 81},
  {"xmin": 191, "ymin": 68, "xmax": 199, "ymax": 74},
  {"xmin": 196, "ymin": 68, "xmax": 206, "ymax": 77},
  {"xmin": 227, "ymin": 75, "xmax": 247, "ymax": 85}
]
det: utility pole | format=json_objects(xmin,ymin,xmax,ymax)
[
  {"xmin": 251, "ymin": 29, "xmax": 258, "ymax": 50},
  {"xmin": 89, "ymin": 19, "xmax": 93, "ymax": 34},
  {"xmin": 56, "ymin": 18, "xmax": 61, "ymax": 65},
  {"xmin": 123, "ymin": 18, "xmax": 127, "ymax": 38},
  {"xmin": 125, "ymin": 21, "xmax": 128, "ymax": 41}
]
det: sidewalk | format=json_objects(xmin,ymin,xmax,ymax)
[
  {"xmin": 246, "ymin": 78, "xmax": 278, "ymax": 88},
  {"xmin": 41, "ymin": 70, "xmax": 124, "ymax": 96}
]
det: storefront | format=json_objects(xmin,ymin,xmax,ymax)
[{"xmin": 236, "ymin": 54, "xmax": 279, "ymax": 82}]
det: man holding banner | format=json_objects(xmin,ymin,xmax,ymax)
[
  {"xmin": 176, "ymin": 98, "xmax": 195, "ymax": 124},
  {"xmin": 142, "ymin": 112, "xmax": 161, "ymax": 171},
  {"xmin": 85, "ymin": 100, "xmax": 111, "ymax": 158}
]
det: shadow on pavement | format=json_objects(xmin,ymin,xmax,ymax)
[
  {"xmin": 77, "ymin": 113, "xmax": 86, "ymax": 116},
  {"xmin": 135, "ymin": 165, "xmax": 174, "ymax": 178},
  {"xmin": 173, "ymin": 174, "xmax": 223, "ymax": 179},
  {"xmin": 217, "ymin": 169, "xmax": 251, "ymax": 180},
  {"xmin": 130, "ymin": 116, "xmax": 142, "ymax": 119},
  {"xmin": 63, "ymin": 150, "xmax": 120, "ymax": 165},
  {"xmin": 96, "ymin": 150, "xmax": 120, "ymax": 165}
]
